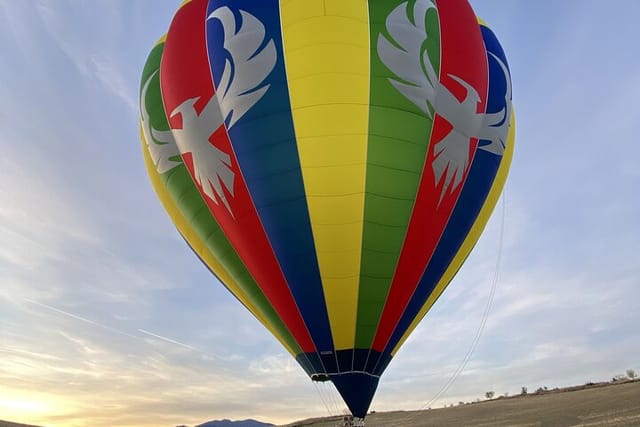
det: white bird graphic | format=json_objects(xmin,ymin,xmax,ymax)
[
  {"xmin": 378, "ymin": 0, "xmax": 512, "ymax": 201},
  {"xmin": 139, "ymin": 6, "xmax": 277, "ymax": 216}
]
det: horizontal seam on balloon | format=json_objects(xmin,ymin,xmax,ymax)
[
  {"xmin": 366, "ymin": 162, "xmax": 423, "ymax": 175},
  {"xmin": 282, "ymin": 15, "xmax": 368, "ymax": 31},
  {"xmin": 368, "ymin": 103, "xmax": 434, "ymax": 121},
  {"xmin": 305, "ymin": 192, "xmax": 417, "ymax": 202},
  {"xmin": 306, "ymin": 192, "xmax": 366, "ymax": 198},
  {"xmin": 300, "ymin": 163, "xmax": 366, "ymax": 170},
  {"xmin": 285, "ymin": 41, "xmax": 369, "ymax": 55},
  {"xmin": 240, "ymin": 165, "xmax": 304, "ymax": 181},
  {"xmin": 288, "ymin": 71, "xmax": 370, "ymax": 81},
  {"xmin": 322, "ymin": 274, "xmax": 360, "ymax": 280},
  {"xmin": 296, "ymin": 132, "xmax": 369, "ymax": 140},
  {"xmin": 313, "ymin": 220, "xmax": 362, "ymax": 226},
  {"xmin": 366, "ymin": 133, "xmax": 425, "ymax": 146},
  {"xmin": 291, "ymin": 103, "xmax": 372, "ymax": 112},
  {"xmin": 364, "ymin": 192, "xmax": 416, "ymax": 202},
  {"xmin": 361, "ymin": 247, "xmax": 402, "ymax": 255}
]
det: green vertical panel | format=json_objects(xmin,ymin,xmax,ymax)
[
  {"xmin": 140, "ymin": 42, "xmax": 302, "ymax": 356},
  {"xmin": 355, "ymin": 1, "xmax": 441, "ymax": 348}
]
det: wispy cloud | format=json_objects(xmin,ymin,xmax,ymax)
[
  {"xmin": 30, "ymin": 2, "xmax": 137, "ymax": 112},
  {"xmin": 23, "ymin": 299, "xmax": 140, "ymax": 340},
  {"xmin": 0, "ymin": 298, "xmax": 327, "ymax": 426},
  {"xmin": 90, "ymin": 54, "xmax": 139, "ymax": 112}
]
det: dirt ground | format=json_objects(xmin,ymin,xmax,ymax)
[
  {"xmin": 284, "ymin": 380, "xmax": 640, "ymax": 427},
  {"xmin": 0, "ymin": 421, "xmax": 41, "ymax": 427}
]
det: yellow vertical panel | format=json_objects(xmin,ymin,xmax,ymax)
[
  {"xmin": 306, "ymin": 194, "xmax": 363, "ymax": 224},
  {"xmin": 303, "ymin": 164, "xmax": 366, "ymax": 195},
  {"xmin": 279, "ymin": 0, "xmax": 324, "ymax": 21},
  {"xmin": 281, "ymin": 0, "xmax": 370, "ymax": 350},
  {"xmin": 311, "ymin": 222, "xmax": 364, "ymax": 252},
  {"xmin": 290, "ymin": 75, "xmax": 369, "ymax": 106},
  {"xmin": 324, "ymin": 0, "xmax": 368, "ymax": 17},
  {"xmin": 298, "ymin": 135, "xmax": 368, "ymax": 168},
  {"xmin": 391, "ymin": 113, "xmax": 516, "ymax": 356}
]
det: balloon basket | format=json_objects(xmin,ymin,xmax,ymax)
[{"xmin": 336, "ymin": 415, "xmax": 365, "ymax": 427}]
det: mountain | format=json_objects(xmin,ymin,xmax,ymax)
[
  {"xmin": 196, "ymin": 420, "xmax": 274, "ymax": 427},
  {"xmin": 0, "ymin": 421, "xmax": 42, "ymax": 427}
]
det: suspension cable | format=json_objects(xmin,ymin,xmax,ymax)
[
  {"xmin": 313, "ymin": 380, "xmax": 334, "ymax": 418},
  {"xmin": 400, "ymin": 189, "xmax": 507, "ymax": 422}
]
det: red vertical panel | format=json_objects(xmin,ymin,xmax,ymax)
[
  {"xmin": 159, "ymin": 0, "xmax": 315, "ymax": 352},
  {"xmin": 371, "ymin": 0, "xmax": 489, "ymax": 352}
]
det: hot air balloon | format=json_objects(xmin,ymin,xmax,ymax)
[{"xmin": 139, "ymin": 0, "xmax": 514, "ymax": 419}]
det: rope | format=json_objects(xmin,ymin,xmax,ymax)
[
  {"xmin": 326, "ymin": 381, "xmax": 343, "ymax": 415},
  {"xmin": 313, "ymin": 381, "xmax": 334, "ymax": 418},
  {"xmin": 401, "ymin": 189, "xmax": 507, "ymax": 422}
]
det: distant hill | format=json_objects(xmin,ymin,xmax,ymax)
[
  {"xmin": 0, "ymin": 421, "xmax": 42, "ymax": 427},
  {"xmin": 196, "ymin": 420, "xmax": 274, "ymax": 427}
]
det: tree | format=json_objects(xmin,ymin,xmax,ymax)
[
  {"xmin": 627, "ymin": 369, "xmax": 637, "ymax": 379},
  {"xmin": 485, "ymin": 391, "xmax": 495, "ymax": 399},
  {"xmin": 521, "ymin": 386, "xmax": 528, "ymax": 395}
]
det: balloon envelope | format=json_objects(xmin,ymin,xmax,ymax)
[{"xmin": 139, "ymin": 0, "xmax": 514, "ymax": 418}]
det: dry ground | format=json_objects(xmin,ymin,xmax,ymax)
[
  {"xmin": 0, "ymin": 421, "xmax": 41, "ymax": 427},
  {"xmin": 2, "ymin": 380, "xmax": 638, "ymax": 427},
  {"xmin": 284, "ymin": 380, "xmax": 640, "ymax": 427}
]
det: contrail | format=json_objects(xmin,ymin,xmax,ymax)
[
  {"xmin": 137, "ymin": 329, "xmax": 229, "ymax": 361},
  {"xmin": 23, "ymin": 298, "xmax": 139, "ymax": 340},
  {"xmin": 137, "ymin": 328, "xmax": 198, "ymax": 351},
  {"xmin": 23, "ymin": 298, "xmax": 226, "ymax": 361}
]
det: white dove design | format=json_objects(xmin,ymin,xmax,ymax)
[
  {"xmin": 139, "ymin": 6, "xmax": 277, "ymax": 216},
  {"xmin": 378, "ymin": 0, "xmax": 512, "ymax": 201}
]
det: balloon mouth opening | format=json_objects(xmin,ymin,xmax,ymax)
[
  {"xmin": 311, "ymin": 373, "xmax": 331, "ymax": 382},
  {"xmin": 330, "ymin": 372, "xmax": 380, "ymax": 419}
]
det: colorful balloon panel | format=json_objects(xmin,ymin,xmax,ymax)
[
  {"xmin": 139, "ymin": 35, "xmax": 306, "ymax": 363},
  {"xmin": 139, "ymin": 0, "xmax": 514, "ymax": 418}
]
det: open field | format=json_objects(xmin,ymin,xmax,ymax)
[
  {"xmin": 284, "ymin": 380, "xmax": 640, "ymax": 427},
  {"xmin": 0, "ymin": 421, "xmax": 41, "ymax": 427},
  {"xmin": 2, "ymin": 380, "xmax": 638, "ymax": 427}
]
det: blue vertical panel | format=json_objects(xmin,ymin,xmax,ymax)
[
  {"xmin": 205, "ymin": 0, "xmax": 335, "ymax": 365},
  {"xmin": 379, "ymin": 24, "xmax": 513, "ymax": 365}
]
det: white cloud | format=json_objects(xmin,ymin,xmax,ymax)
[
  {"xmin": 249, "ymin": 353, "xmax": 300, "ymax": 377},
  {"xmin": 0, "ymin": 160, "xmax": 101, "ymax": 268},
  {"xmin": 0, "ymin": 296, "xmax": 331, "ymax": 426},
  {"xmin": 90, "ymin": 54, "xmax": 138, "ymax": 112},
  {"xmin": 30, "ymin": 2, "xmax": 138, "ymax": 112}
]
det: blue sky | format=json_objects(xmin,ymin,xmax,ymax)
[{"xmin": 1, "ymin": 1, "xmax": 639, "ymax": 426}]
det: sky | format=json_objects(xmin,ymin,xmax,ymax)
[{"xmin": 1, "ymin": 1, "xmax": 639, "ymax": 426}]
